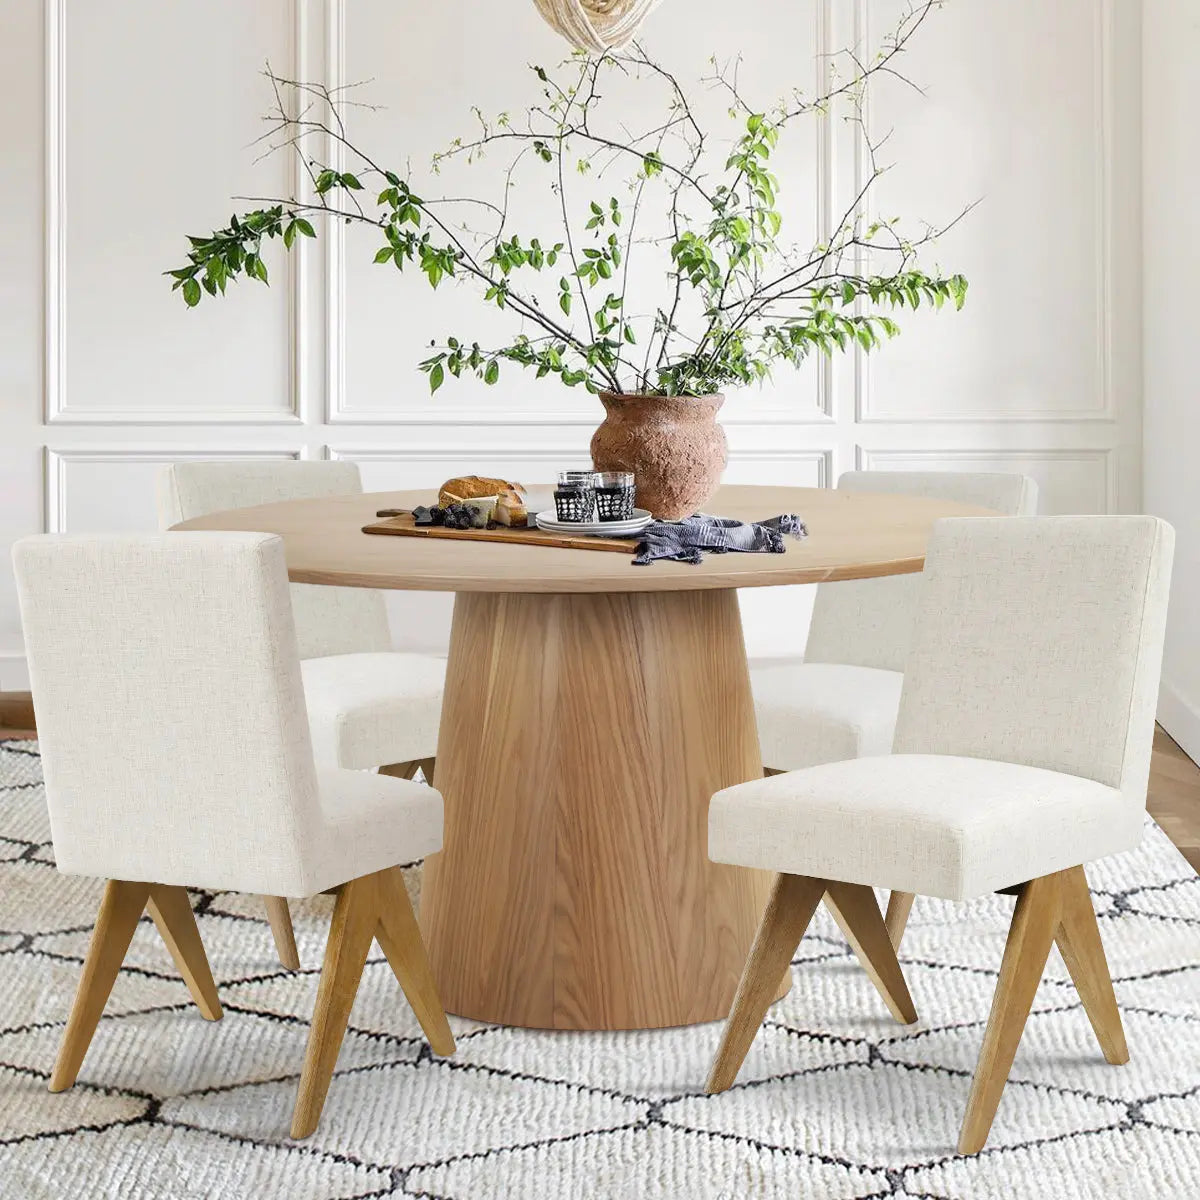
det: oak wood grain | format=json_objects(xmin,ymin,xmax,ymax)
[
  {"xmin": 0, "ymin": 691, "xmax": 35, "ymax": 738},
  {"xmin": 292, "ymin": 867, "xmax": 455, "ymax": 1137},
  {"xmin": 884, "ymin": 890, "xmax": 917, "ymax": 949},
  {"xmin": 419, "ymin": 587, "xmax": 785, "ymax": 1029},
  {"xmin": 376, "ymin": 867, "xmax": 456, "ymax": 1057},
  {"xmin": 147, "ymin": 885, "xmax": 223, "ymax": 1020},
  {"xmin": 1054, "ymin": 865, "xmax": 1129, "ymax": 1065},
  {"xmin": 262, "ymin": 896, "xmax": 301, "ymax": 970},
  {"xmin": 172, "ymin": 484, "xmax": 997, "ymax": 594},
  {"xmin": 292, "ymin": 875, "xmax": 378, "ymax": 1139},
  {"xmin": 706, "ymin": 873, "xmax": 826, "ymax": 1093},
  {"xmin": 959, "ymin": 872, "xmax": 1064, "ymax": 1154},
  {"xmin": 824, "ymin": 882, "xmax": 918, "ymax": 1025},
  {"xmin": 50, "ymin": 880, "xmax": 151, "ymax": 1092},
  {"xmin": 363, "ymin": 513, "xmax": 635, "ymax": 554}
]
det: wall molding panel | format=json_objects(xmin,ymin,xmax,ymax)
[
  {"xmin": 43, "ymin": 0, "xmax": 303, "ymax": 426},
  {"xmin": 44, "ymin": 448, "xmax": 300, "ymax": 534},
  {"xmin": 852, "ymin": 0, "xmax": 1121, "ymax": 427},
  {"xmin": 856, "ymin": 446, "xmax": 1116, "ymax": 513}
]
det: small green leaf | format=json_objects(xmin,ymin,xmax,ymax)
[
  {"xmin": 294, "ymin": 218, "xmax": 316, "ymax": 238},
  {"xmin": 374, "ymin": 246, "xmax": 394, "ymax": 264},
  {"xmin": 484, "ymin": 360, "xmax": 499, "ymax": 385},
  {"xmin": 182, "ymin": 278, "xmax": 201, "ymax": 306},
  {"xmin": 429, "ymin": 362, "xmax": 445, "ymax": 393}
]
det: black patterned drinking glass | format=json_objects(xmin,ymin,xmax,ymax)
[
  {"xmin": 594, "ymin": 471, "xmax": 636, "ymax": 521},
  {"xmin": 554, "ymin": 470, "xmax": 598, "ymax": 522}
]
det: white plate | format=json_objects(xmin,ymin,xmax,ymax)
[{"xmin": 535, "ymin": 508, "xmax": 653, "ymax": 537}]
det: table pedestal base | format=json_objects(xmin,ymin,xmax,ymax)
[{"xmin": 419, "ymin": 588, "xmax": 788, "ymax": 1030}]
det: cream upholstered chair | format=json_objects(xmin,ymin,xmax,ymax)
[
  {"xmin": 752, "ymin": 470, "xmax": 1038, "ymax": 944},
  {"xmin": 708, "ymin": 516, "xmax": 1173, "ymax": 1154},
  {"xmin": 158, "ymin": 460, "xmax": 445, "ymax": 968},
  {"xmin": 12, "ymin": 532, "xmax": 454, "ymax": 1139},
  {"xmin": 753, "ymin": 471, "xmax": 1038, "ymax": 771}
]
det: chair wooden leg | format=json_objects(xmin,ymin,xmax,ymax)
[
  {"xmin": 824, "ymin": 883, "xmax": 918, "ymax": 1025},
  {"xmin": 1055, "ymin": 865, "xmax": 1128, "ymax": 1065},
  {"xmin": 380, "ymin": 760, "xmax": 421, "ymax": 781},
  {"xmin": 706, "ymin": 873, "xmax": 825, "ymax": 1094},
  {"xmin": 147, "ymin": 885, "xmax": 222, "ymax": 1020},
  {"xmin": 959, "ymin": 871, "xmax": 1064, "ymax": 1155},
  {"xmin": 416, "ymin": 758, "xmax": 436, "ymax": 786},
  {"xmin": 375, "ymin": 868, "xmax": 455, "ymax": 1056},
  {"xmin": 292, "ymin": 875, "xmax": 378, "ymax": 1139},
  {"xmin": 263, "ymin": 896, "xmax": 301, "ymax": 970},
  {"xmin": 885, "ymin": 891, "xmax": 916, "ymax": 949},
  {"xmin": 50, "ymin": 880, "xmax": 151, "ymax": 1092}
]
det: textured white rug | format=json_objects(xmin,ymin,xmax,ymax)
[{"xmin": 2, "ymin": 739, "xmax": 1199, "ymax": 1199}]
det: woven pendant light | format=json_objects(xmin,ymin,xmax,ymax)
[{"xmin": 533, "ymin": 0, "xmax": 662, "ymax": 53}]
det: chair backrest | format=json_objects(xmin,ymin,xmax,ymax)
[
  {"xmin": 157, "ymin": 460, "xmax": 390, "ymax": 660},
  {"xmin": 13, "ymin": 532, "xmax": 325, "ymax": 896},
  {"xmin": 805, "ymin": 471, "xmax": 1039, "ymax": 672},
  {"xmin": 894, "ymin": 516, "xmax": 1174, "ymax": 807}
]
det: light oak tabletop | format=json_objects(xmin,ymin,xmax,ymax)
[{"xmin": 172, "ymin": 484, "xmax": 997, "ymax": 594}]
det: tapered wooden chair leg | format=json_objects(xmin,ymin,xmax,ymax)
[
  {"xmin": 1055, "ymin": 865, "xmax": 1128, "ymax": 1065},
  {"xmin": 825, "ymin": 883, "xmax": 918, "ymax": 1025},
  {"xmin": 291, "ymin": 876, "xmax": 378, "ymax": 1139},
  {"xmin": 376, "ymin": 868, "xmax": 455, "ymax": 1056},
  {"xmin": 885, "ymin": 891, "xmax": 917, "ymax": 949},
  {"xmin": 262, "ymin": 896, "xmax": 301, "ymax": 970},
  {"xmin": 380, "ymin": 761, "xmax": 421, "ymax": 781},
  {"xmin": 50, "ymin": 880, "xmax": 151, "ymax": 1092},
  {"xmin": 959, "ymin": 871, "xmax": 1064, "ymax": 1155},
  {"xmin": 706, "ymin": 873, "xmax": 825, "ymax": 1094},
  {"xmin": 147, "ymin": 885, "xmax": 223, "ymax": 1020}
]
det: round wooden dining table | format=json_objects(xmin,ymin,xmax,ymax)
[{"xmin": 176, "ymin": 483, "xmax": 995, "ymax": 1031}]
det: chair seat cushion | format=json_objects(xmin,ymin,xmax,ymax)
[
  {"xmin": 305, "ymin": 768, "xmax": 443, "ymax": 896},
  {"xmin": 301, "ymin": 652, "xmax": 445, "ymax": 770},
  {"xmin": 709, "ymin": 754, "xmax": 1140, "ymax": 901},
  {"xmin": 750, "ymin": 661, "xmax": 904, "ymax": 770}
]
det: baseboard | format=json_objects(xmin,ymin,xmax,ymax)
[{"xmin": 1159, "ymin": 678, "xmax": 1200, "ymax": 767}]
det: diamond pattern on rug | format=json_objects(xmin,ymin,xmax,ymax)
[{"xmin": 2, "ymin": 739, "xmax": 1198, "ymax": 1199}]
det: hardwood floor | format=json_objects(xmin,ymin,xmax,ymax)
[
  {"xmin": 2, "ymin": 691, "xmax": 1198, "ymax": 874},
  {"xmin": 0, "ymin": 692, "xmax": 35, "ymax": 740},
  {"xmin": 1148, "ymin": 726, "xmax": 1200, "ymax": 873}
]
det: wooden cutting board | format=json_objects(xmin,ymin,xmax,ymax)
[{"xmin": 362, "ymin": 512, "xmax": 638, "ymax": 554}]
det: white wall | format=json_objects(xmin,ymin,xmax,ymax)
[
  {"xmin": 1144, "ymin": 0, "xmax": 1200, "ymax": 761},
  {"xmin": 0, "ymin": 0, "xmax": 1142, "ymax": 686}
]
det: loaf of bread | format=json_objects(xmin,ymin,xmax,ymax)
[
  {"xmin": 493, "ymin": 492, "xmax": 529, "ymax": 527},
  {"xmin": 438, "ymin": 475, "xmax": 526, "ymax": 510}
]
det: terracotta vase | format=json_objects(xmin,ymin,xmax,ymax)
[{"xmin": 590, "ymin": 392, "xmax": 727, "ymax": 520}]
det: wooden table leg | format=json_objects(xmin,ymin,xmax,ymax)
[{"xmin": 419, "ymin": 588, "xmax": 788, "ymax": 1030}]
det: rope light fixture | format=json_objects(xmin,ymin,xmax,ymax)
[{"xmin": 533, "ymin": 0, "xmax": 662, "ymax": 53}]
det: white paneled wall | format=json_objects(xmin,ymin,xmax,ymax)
[
  {"xmin": 0, "ymin": 0, "xmax": 1142, "ymax": 687},
  {"xmin": 1143, "ymin": 0, "xmax": 1200, "ymax": 761}
]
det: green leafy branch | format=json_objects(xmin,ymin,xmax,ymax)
[{"xmin": 166, "ymin": 0, "xmax": 969, "ymax": 400}]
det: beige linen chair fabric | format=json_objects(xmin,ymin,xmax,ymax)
[
  {"xmin": 721, "ymin": 516, "xmax": 1172, "ymax": 895},
  {"xmin": 753, "ymin": 471, "xmax": 1038, "ymax": 772},
  {"xmin": 12, "ymin": 532, "xmax": 453, "ymax": 1136},
  {"xmin": 157, "ymin": 460, "xmax": 444, "ymax": 770},
  {"xmin": 707, "ymin": 516, "xmax": 1174, "ymax": 1152},
  {"xmin": 14, "ymin": 533, "xmax": 441, "ymax": 896},
  {"xmin": 158, "ymin": 460, "xmax": 391, "ymax": 660}
]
